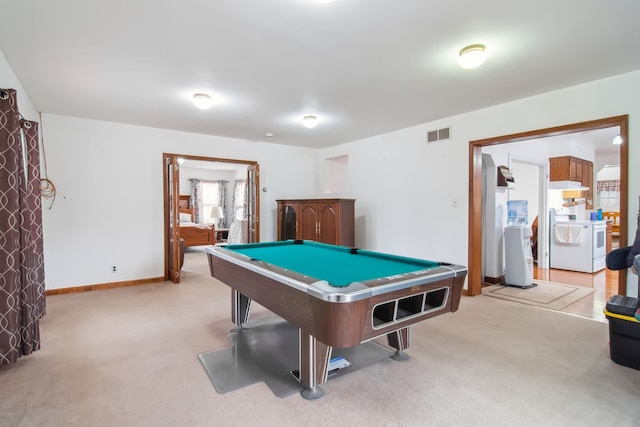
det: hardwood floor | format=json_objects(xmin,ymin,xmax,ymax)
[{"xmin": 533, "ymin": 265, "xmax": 618, "ymax": 322}]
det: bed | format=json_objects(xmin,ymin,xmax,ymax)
[{"xmin": 178, "ymin": 195, "xmax": 216, "ymax": 247}]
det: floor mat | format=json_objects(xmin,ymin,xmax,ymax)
[
  {"xmin": 199, "ymin": 316, "xmax": 395, "ymax": 398},
  {"xmin": 482, "ymin": 281, "xmax": 596, "ymax": 311}
]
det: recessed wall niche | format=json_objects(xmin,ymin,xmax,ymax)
[{"xmin": 323, "ymin": 155, "xmax": 348, "ymax": 193}]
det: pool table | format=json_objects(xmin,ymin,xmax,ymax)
[{"xmin": 206, "ymin": 240, "xmax": 467, "ymax": 400}]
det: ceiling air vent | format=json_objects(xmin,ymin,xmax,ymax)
[{"xmin": 426, "ymin": 126, "xmax": 451, "ymax": 143}]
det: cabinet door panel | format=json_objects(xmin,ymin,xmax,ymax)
[
  {"xmin": 568, "ymin": 157, "xmax": 577, "ymax": 180},
  {"xmin": 575, "ymin": 158, "xmax": 583, "ymax": 182},
  {"xmin": 299, "ymin": 204, "xmax": 319, "ymax": 240},
  {"xmin": 550, "ymin": 156, "xmax": 570, "ymax": 181},
  {"xmin": 583, "ymin": 161, "xmax": 593, "ymax": 209},
  {"xmin": 318, "ymin": 204, "xmax": 338, "ymax": 245}
]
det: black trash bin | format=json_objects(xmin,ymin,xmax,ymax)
[{"xmin": 604, "ymin": 295, "xmax": 640, "ymax": 370}]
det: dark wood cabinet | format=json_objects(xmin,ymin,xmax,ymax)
[{"xmin": 277, "ymin": 198, "xmax": 355, "ymax": 246}]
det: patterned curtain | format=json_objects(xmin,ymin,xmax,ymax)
[
  {"xmin": 233, "ymin": 179, "xmax": 248, "ymax": 222},
  {"xmin": 0, "ymin": 88, "xmax": 46, "ymax": 365},
  {"xmin": 597, "ymin": 179, "xmax": 620, "ymax": 192},
  {"xmin": 188, "ymin": 178, "xmax": 203, "ymax": 224},
  {"xmin": 217, "ymin": 180, "xmax": 228, "ymax": 229}
]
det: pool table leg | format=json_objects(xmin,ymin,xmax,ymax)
[
  {"xmin": 298, "ymin": 329, "xmax": 332, "ymax": 400},
  {"xmin": 231, "ymin": 290, "xmax": 252, "ymax": 331},
  {"xmin": 387, "ymin": 326, "xmax": 410, "ymax": 361}
]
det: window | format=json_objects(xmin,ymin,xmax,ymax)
[
  {"xmin": 202, "ymin": 181, "xmax": 221, "ymax": 225},
  {"xmin": 597, "ymin": 180, "xmax": 620, "ymax": 211}
]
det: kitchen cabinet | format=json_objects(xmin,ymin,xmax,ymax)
[
  {"xmin": 550, "ymin": 156, "xmax": 593, "ymax": 209},
  {"xmin": 582, "ymin": 160, "xmax": 593, "ymax": 209},
  {"xmin": 277, "ymin": 198, "xmax": 355, "ymax": 246},
  {"xmin": 550, "ymin": 156, "xmax": 580, "ymax": 181}
]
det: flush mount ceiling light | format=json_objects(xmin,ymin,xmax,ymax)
[
  {"xmin": 302, "ymin": 115, "xmax": 318, "ymax": 128},
  {"xmin": 192, "ymin": 93, "xmax": 213, "ymax": 109},
  {"xmin": 458, "ymin": 44, "xmax": 486, "ymax": 69},
  {"xmin": 612, "ymin": 135, "xmax": 622, "ymax": 145}
]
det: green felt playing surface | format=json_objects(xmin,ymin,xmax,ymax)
[{"xmin": 226, "ymin": 240, "xmax": 439, "ymax": 287}]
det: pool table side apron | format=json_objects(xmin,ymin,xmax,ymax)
[{"xmin": 207, "ymin": 252, "xmax": 466, "ymax": 397}]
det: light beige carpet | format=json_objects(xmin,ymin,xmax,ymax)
[
  {"xmin": 482, "ymin": 281, "xmax": 596, "ymax": 310},
  {"xmin": 3, "ymin": 251, "xmax": 640, "ymax": 426}
]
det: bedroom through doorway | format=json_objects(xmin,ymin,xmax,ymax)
[{"xmin": 162, "ymin": 153, "xmax": 260, "ymax": 283}]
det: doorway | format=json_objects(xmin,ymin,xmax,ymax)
[
  {"xmin": 468, "ymin": 115, "xmax": 629, "ymax": 296},
  {"xmin": 508, "ymin": 158, "xmax": 546, "ymax": 268},
  {"xmin": 162, "ymin": 153, "xmax": 260, "ymax": 283}
]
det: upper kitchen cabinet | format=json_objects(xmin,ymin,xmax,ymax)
[
  {"xmin": 550, "ymin": 156, "xmax": 580, "ymax": 181},
  {"xmin": 550, "ymin": 155, "xmax": 594, "ymax": 209}
]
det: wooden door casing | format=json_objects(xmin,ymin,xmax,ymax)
[
  {"xmin": 468, "ymin": 115, "xmax": 628, "ymax": 297},
  {"xmin": 163, "ymin": 153, "xmax": 260, "ymax": 282}
]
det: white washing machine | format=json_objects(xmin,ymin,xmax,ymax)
[{"xmin": 549, "ymin": 208, "xmax": 606, "ymax": 273}]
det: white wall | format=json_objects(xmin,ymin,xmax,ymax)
[
  {"xmin": 36, "ymin": 114, "xmax": 318, "ymax": 289},
  {"xmin": 319, "ymin": 71, "xmax": 640, "ymax": 296}
]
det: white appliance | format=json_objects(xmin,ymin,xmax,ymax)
[
  {"xmin": 549, "ymin": 208, "xmax": 606, "ymax": 273},
  {"xmin": 504, "ymin": 226, "xmax": 534, "ymax": 287}
]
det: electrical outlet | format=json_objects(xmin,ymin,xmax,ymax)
[{"xmin": 112, "ymin": 266, "xmax": 117, "ymax": 273}]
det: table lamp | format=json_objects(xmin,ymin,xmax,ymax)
[{"xmin": 210, "ymin": 206, "xmax": 224, "ymax": 227}]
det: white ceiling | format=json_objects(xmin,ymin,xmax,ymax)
[
  {"xmin": 1, "ymin": 1, "xmax": 639, "ymax": 149},
  {"xmin": 499, "ymin": 125, "xmax": 621, "ymax": 161}
]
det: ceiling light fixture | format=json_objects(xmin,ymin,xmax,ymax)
[
  {"xmin": 192, "ymin": 93, "xmax": 213, "ymax": 109},
  {"xmin": 612, "ymin": 135, "xmax": 622, "ymax": 145},
  {"xmin": 302, "ymin": 115, "xmax": 318, "ymax": 128},
  {"xmin": 458, "ymin": 44, "xmax": 486, "ymax": 69}
]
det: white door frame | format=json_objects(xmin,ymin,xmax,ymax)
[{"xmin": 509, "ymin": 155, "xmax": 549, "ymax": 269}]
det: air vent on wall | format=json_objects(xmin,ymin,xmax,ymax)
[{"xmin": 426, "ymin": 126, "xmax": 451, "ymax": 143}]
